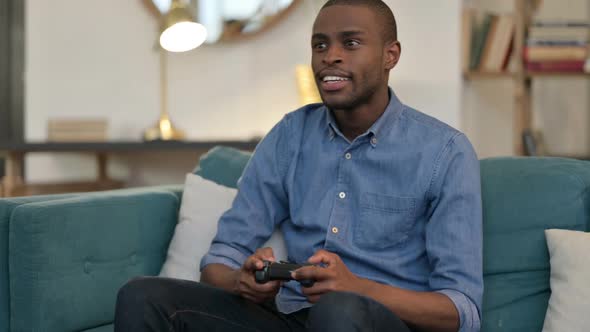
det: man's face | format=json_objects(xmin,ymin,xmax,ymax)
[{"xmin": 311, "ymin": 5, "xmax": 391, "ymax": 110}]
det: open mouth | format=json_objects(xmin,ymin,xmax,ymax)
[{"xmin": 320, "ymin": 75, "xmax": 350, "ymax": 92}]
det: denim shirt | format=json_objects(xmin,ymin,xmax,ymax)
[{"xmin": 200, "ymin": 89, "xmax": 483, "ymax": 332}]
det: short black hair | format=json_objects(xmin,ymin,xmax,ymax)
[{"xmin": 321, "ymin": 0, "xmax": 397, "ymax": 43}]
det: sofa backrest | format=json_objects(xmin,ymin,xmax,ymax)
[
  {"xmin": 194, "ymin": 146, "xmax": 252, "ymax": 188},
  {"xmin": 480, "ymin": 157, "xmax": 590, "ymax": 331},
  {"xmin": 198, "ymin": 147, "xmax": 590, "ymax": 332}
]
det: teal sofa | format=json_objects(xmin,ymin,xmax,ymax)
[{"xmin": 1, "ymin": 146, "xmax": 589, "ymax": 332}]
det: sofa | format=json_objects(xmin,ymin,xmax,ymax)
[{"xmin": 1, "ymin": 146, "xmax": 589, "ymax": 332}]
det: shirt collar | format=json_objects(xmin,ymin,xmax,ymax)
[
  {"xmin": 366, "ymin": 88, "xmax": 403, "ymax": 140},
  {"xmin": 325, "ymin": 108, "xmax": 339, "ymax": 141},
  {"xmin": 323, "ymin": 87, "xmax": 403, "ymax": 145}
]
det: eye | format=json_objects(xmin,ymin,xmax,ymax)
[
  {"xmin": 313, "ymin": 42, "xmax": 328, "ymax": 51},
  {"xmin": 345, "ymin": 40, "xmax": 360, "ymax": 48}
]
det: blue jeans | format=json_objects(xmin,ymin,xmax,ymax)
[{"xmin": 114, "ymin": 276, "xmax": 412, "ymax": 332}]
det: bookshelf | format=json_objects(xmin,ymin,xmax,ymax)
[{"xmin": 463, "ymin": 0, "xmax": 589, "ymax": 156}]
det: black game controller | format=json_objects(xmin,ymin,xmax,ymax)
[{"xmin": 255, "ymin": 260, "xmax": 315, "ymax": 287}]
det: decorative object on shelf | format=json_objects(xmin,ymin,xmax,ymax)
[
  {"xmin": 144, "ymin": 0, "xmax": 206, "ymax": 141},
  {"xmin": 143, "ymin": 48, "xmax": 187, "ymax": 141},
  {"xmin": 522, "ymin": 128, "xmax": 547, "ymax": 156},
  {"xmin": 47, "ymin": 118, "xmax": 108, "ymax": 142},
  {"xmin": 295, "ymin": 65, "xmax": 321, "ymax": 106},
  {"xmin": 142, "ymin": 0, "xmax": 302, "ymax": 45},
  {"xmin": 159, "ymin": 0, "xmax": 207, "ymax": 52}
]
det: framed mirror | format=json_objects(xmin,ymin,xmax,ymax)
[{"xmin": 142, "ymin": 0, "xmax": 302, "ymax": 44}]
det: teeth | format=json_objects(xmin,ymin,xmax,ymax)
[{"xmin": 323, "ymin": 76, "xmax": 349, "ymax": 82}]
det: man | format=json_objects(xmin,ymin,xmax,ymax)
[{"xmin": 114, "ymin": 0, "xmax": 483, "ymax": 331}]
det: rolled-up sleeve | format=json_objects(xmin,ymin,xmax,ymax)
[
  {"xmin": 426, "ymin": 133, "xmax": 483, "ymax": 332},
  {"xmin": 200, "ymin": 116, "xmax": 292, "ymax": 271}
]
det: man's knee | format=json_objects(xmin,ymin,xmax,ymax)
[
  {"xmin": 308, "ymin": 292, "xmax": 411, "ymax": 332},
  {"xmin": 117, "ymin": 277, "xmax": 153, "ymax": 305},
  {"xmin": 116, "ymin": 276, "xmax": 169, "ymax": 308},
  {"xmin": 308, "ymin": 292, "xmax": 368, "ymax": 327}
]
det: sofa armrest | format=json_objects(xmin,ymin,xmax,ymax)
[
  {"xmin": 1, "ymin": 192, "xmax": 83, "ymax": 332},
  {"xmin": 8, "ymin": 188, "xmax": 180, "ymax": 332}
]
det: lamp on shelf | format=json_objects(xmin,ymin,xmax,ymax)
[
  {"xmin": 295, "ymin": 65, "xmax": 321, "ymax": 106},
  {"xmin": 144, "ymin": 0, "xmax": 207, "ymax": 141}
]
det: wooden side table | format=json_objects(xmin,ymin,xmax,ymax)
[{"xmin": 0, "ymin": 140, "xmax": 258, "ymax": 197}]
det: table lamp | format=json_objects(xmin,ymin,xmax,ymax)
[
  {"xmin": 295, "ymin": 64, "xmax": 321, "ymax": 106},
  {"xmin": 144, "ymin": 0, "xmax": 207, "ymax": 141}
]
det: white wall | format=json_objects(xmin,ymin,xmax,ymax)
[
  {"xmin": 389, "ymin": 0, "xmax": 462, "ymax": 127},
  {"xmin": 25, "ymin": 0, "xmax": 462, "ymax": 185}
]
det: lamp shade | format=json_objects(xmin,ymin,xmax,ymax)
[{"xmin": 159, "ymin": 0, "xmax": 207, "ymax": 52}]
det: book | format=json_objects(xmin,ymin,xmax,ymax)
[
  {"xmin": 529, "ymin": 26, "xmax": 590, "ymax": 40},
  {"xmin": 532, "ymin": 20, "xmax": 590, "ymax": 28},
  {"xmin": 48, "ymin": 119, "xmax": 107, "ymax": 129},
  {"xmin": 478, "ymin": 15, "xmax": 500, "ymax": 71},
  {"xmin": 526, "ymin": 60, "xmax": 585, "ymax": 72},
  {"xmin": 47, "ymin": 118, "xmax": 108, "ymax": 142},
  {"xmin": 470, "ymin": 13, "xmax": 495, "ymax": 70},
  {"xmin": 461, "ymin": 8, "xmax": 475, "ymax": 73},
  {"xmin": 501, "ymin": 36, "xmax": 514, "ymax": 70},
  {"xmin": 527, "ymin": 39, "xmax": 588, "ymax": 46},
  {"xmin": 480, "ymin": 14, "xmax": 514, "ymax": 72},
  {"xmin": 524, "ymin": 46, "xmax": 588, "ymax": 61},
  {"xmin": 47, "ymin": 132, "xmax": 108, "ymax": 142}
]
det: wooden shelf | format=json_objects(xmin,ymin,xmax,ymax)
[
  {"xmin": 0, "ymin": 140, "xmax": 260, "ymax": 153},
  {"xmin": 526, "ymin": 71, "xmax": 590, "ymax": 78},
  {"xmin": 465, "ymin": 71, "xmax": 590, "ymax": 80},
  {"xmin": 0, "ymin": 140, "xmax": 260, "ymax": 197},
  {"xmin": 463, "ymin": 71, "xmax": 516, "ymax": 79}
]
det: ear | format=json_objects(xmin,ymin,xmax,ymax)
[{"xmin": 384, "ymin": 41, "xmax": 401, "ymax": 70}]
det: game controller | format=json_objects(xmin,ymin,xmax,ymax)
[{"xmin": 254, "ymin": 260, "xmax": 315, "ymax": 287}]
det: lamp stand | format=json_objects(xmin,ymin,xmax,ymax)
[{"xmin": 143, "ymin": 47, "xmax": 186, "ymax": 141}]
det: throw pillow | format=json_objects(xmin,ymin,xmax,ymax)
[
  {"xmin": 542, "ymin": 229, "xmax": 590, "ymax": 332},
  {"xmin": 159, "ymin": 173, "xmax": 287, "ymax": 281}
]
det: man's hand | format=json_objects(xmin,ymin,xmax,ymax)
[
  {"xmin": 292, "ymin": 249, "xmax": 365, "ymax": 303},
  {"xmin": 233, "ymin": 247, "xmax": 282, "ymax": 303}
]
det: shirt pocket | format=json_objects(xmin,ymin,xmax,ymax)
[{"xmin": 354, "ymin": 192, "xmax": 418, "ymax": 250}]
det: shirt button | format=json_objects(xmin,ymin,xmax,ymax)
[
  {"xmin": 332, "ymin": 227, "xmax": 339, "ymax": 234},
  {"xmin": 345, "ymin": 153, "xmax": 352, "ymax": 160},
  {"xmin": 339, "ymin": 192, "xmax": 346, "ymax": 199},
  {"xmin": 371, "ymin": 137, "xmax": 378, "ymax": 145}
]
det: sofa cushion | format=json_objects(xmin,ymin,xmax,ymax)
[
  {"xmin": 480, "ymin": 157, "xmax": 590, "ymax": 332},
  {"xmin": 159, "ymin": 173, "xmax": 287, "ymax": 281},
  {"xmin": 542, "ymin": 229, "xmax": 590, "ymax": 332},
  {"xmin": 194, "ymin": 146, "xmax": 253, "ymax": 188},
  {"xmin": 159, "ymin": 173, "xmax": 239, "ymax": 280},
  {"xmin": 8, "ymin": 189, "xmax": 179, "ymax": 332}
]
